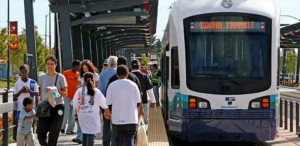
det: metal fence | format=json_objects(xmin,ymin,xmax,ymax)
[
  {"xmin": 280, "ymin": 74, "xmax": 300, "ymax": 87},
  {"xmin": 280, "ymin": 94, "xmax": 300, "ymax": 137},
  {"xmin": 0, "ymin": 89, "xmax": 17, "ymax": 146}
]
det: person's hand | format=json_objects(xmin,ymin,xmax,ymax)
[
  {"xmin": 104, "ymin": 109, "xmax": 111, "ymax": 120},
  {"xmin": 21, "ymin": 87, "xmax": 28, "ymax": 93},
  {"xmin": 150, "ymin": 103, "xmax": 156, "ymax": 110},
  {"xmin": 139, "ymin": 108, "xmax": 144, "ymax": 116}
]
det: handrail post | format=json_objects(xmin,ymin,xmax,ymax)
[
  {"xmin": 280, "ymin": 99, "xmax": 283, "ymax": 127},
  {"xmin": 285, "ymin": 100, "xmax": 288, "ymax": 130},
  {"xmin": 13, "ymin": 94, "xmax": 17, "ymax": 141},
  {"xmin": 296, "ymin": 102, "xmax": 299, "ymax": 134},
  {"xmin": 290, "ymin": 101, "xmax": 294, "ymax": 132},
  {"xmin": 2, "ymin": 90, "xmax": 9, "ymax": 146}
]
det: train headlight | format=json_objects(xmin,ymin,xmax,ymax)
[
  {"xmin": 251, "ymin": 102, "xmax": 260, "ymax": 108},
  {"xmin": 199, "ymin": 102, "xmax": 208, "ymax": 108}
]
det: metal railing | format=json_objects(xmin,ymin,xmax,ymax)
[
  {"xmin": 0, "ymin": 89, "xmax": 17, "ymax": 146},
  {"xmin": 280, "ymin": 74, "xmax": 300, "ymax": 87},
  {"xmin": 280, "ymin": 94, "xmax": 300, "ymax": 136}
]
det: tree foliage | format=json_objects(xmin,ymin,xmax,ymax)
[
  {"xmin": 280, "ymin": 49, "xmax": 298, "ymax": 74},
  {"xmin": 140, "ymin": 53, "xmax": 150, "ymax": 69},
  {"xmin": 0, "ymin": 27, "xmax": 52, "ymax": 73}
]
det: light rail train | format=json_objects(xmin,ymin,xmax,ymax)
[{"xmin": 160, "ymin": 0, "xmax": 280, "ymax": 142}]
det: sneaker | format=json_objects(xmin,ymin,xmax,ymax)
[
  {"xmin": 72, "ymin": 138, "xmax": 82, "ymax": 144},
  {"xmin": 66, "ymin": 131, "xmax": 75, "ymax": 135},
  {"xmin": 60, "ymin": 129, "xmax": 65, "ymax": 134}
]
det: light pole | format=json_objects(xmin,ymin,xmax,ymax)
[
  {"xmin": 45, "ymin": 14, "xmax": 48, "ymax": 50},
  {"xmin": 7, "ymin": 0, "xmax": 10, "ymax": 90},
  {"xmin": 49, "ymin": 10, "xmax": 51, "ymax": 50}
]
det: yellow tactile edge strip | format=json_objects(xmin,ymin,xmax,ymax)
[{"xmin": 148, "ymin": 107, "xmax": 169, "ymax": 146}]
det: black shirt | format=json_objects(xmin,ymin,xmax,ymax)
[
  {"xmin": 132, "ymin": 71, "xmax": 153, "ymax": 104},
  {"xmin": 107, "ymin": 73, "xmax": 142, "ymax": 95}
]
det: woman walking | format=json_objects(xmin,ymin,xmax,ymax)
[
  {"xmin": 78, "ymin": 60, "xmax": 99, "ymax": 87},
  {"xmin": 73, "ymin": 72, "xmax": 110, "ymax": 146},
  {"xmin": 73, "ymin": 60, "xmax": 100, "ymax": 144},
  {"xmin": 37, "ymin": 56, "xmax": 68, "ymax": 146}
]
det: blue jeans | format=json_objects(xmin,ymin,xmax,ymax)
[
  {"xmin": 115, "ymin": 129, "xmax": 136, "ymax": 146},
  {"xmin": 76, "ymin": 121, "xmax": 82, "ymax": 141},
  {"xmin": 143, "ymin": 103, "xmax": 149, "ymax": 131},
  {"xmin": 61, "ymin": 97, "xmax": 75, "ymax": 132},
  {"xmin": 153, "ymin": 86, "xmax": 160, "ymax": 106},
  {"xmin": 102, "ymin": 116, "xmax": 116, "ymax": 146},
  {"xmin": 82, "ymin": 133, "xmax": 95, "ymax": 146}
]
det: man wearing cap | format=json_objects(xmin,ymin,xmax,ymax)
[
  {"xmin": 131, "ymin": 59, "xmax": 156, "ymax": 131},
  {"xmin": 102, "ymin": 59, "xmax": 109, "ymax": 71}
]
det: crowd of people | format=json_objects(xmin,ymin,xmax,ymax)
[{"xmin": 13, "ymin": 55, "xmax": 161, "ymax": 146}]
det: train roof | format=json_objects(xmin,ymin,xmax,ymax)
[{"xmin": 171, "ymin": 0, "xmax": 277, "ymax": 20}]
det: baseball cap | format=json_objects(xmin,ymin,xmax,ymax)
[{"xmin": 103, "ymin": 59, "xmax": 108, "ymax": 65}]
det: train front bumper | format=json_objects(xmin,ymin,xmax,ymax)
[{"xmin": 168, "ymin": 109, "xmax": 277, "ymax": 142}]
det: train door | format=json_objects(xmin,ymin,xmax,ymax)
[{"xmin": 162, "ymin": 44, "xmax": 170, "ymax": 121}]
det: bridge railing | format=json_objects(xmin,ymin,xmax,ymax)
[
  {"xmin": 0, "ymin": 89, "xmax": 17, "ymax": 146},
  {"xmin": 280, "ymin": 93, "xmax": 300, "ymax": 137}
]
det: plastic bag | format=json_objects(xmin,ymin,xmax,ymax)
[
  {"xmin": 46, "ymin": 86, "xmax": 61, "ymax": 107},
  {"xmin": 136, "ymin": 116, "xmax": 149, "ymax": 146}
]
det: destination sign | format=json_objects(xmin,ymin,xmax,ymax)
[{"xmin": 190, "ymin": 21, "xmax": 266, "ymax": 32}]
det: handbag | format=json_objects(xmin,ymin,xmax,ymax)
[{"xmin": 36, "ymin": 100, "xmax": 51, "ymax": 117}]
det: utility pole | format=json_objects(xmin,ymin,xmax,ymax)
[
  {"xmin": 7, "ymin": 0, "xmax": 10, "ymax": 90},
  {"xmin": 49, "ymin": 10, "xmax": 51, "ymax": 50},
  {"xmin": 45, "ymin": 14, "xmax": 48, "ymax": 50}
]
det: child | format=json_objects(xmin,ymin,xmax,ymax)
[
  {"xmin": 17, "ymin": 97, "xmax": 36, "ymax": 146},
  {"xmin": 13, "ymin": 64, "xmax": 39, "ymax": 120},
  {"xmin": 73, "ymin": 72, "xmax": 111, "ymax": 146}
]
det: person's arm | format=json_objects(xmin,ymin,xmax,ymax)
[
  {"xmin": 27, "ymin": 81, "xmax": 39, "ymax": 96},
  {"xmin": 72, "ymin": 90, "xmax": 79, "ymax": 116},
  {"xmin": 77, "ymin": 77, "xmax": 82, "ymax": 88},
  {"xmin": 94, "ymin": 73, "xmax": 99, "ymax": 88},
  {"xmin": 38, "ymin": 77, "xmax": 43, "ymax": 101},
  {"xmin": 135, "ymin": 84, "xmax": 144, "ymax": 116},
  {"xmin": 58, "ymin": 74, "xmax": 68, "ymax": 97},
  {"xmin": 13, "ymin": 84, "xmax": 25, "ymax": 98}
]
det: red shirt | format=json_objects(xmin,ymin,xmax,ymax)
[{"xmin": 63, "ymin": 69, "xmax": 80, "ymax": 99}]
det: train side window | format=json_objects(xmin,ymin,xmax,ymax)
[{"xmin": 171, "ymin": 47, "xmax": 180, "ymax": 89}]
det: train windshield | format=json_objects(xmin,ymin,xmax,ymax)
[{"xmin": 184, "ymin": 14, "xmax": 272, "ymax": 95}]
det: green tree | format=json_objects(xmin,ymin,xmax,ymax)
[
  {"xmin": 0, "ymin": 27, "xmax": 52, "ymax": 72},
  {"xmin": 0, "ymin": 28, "xmax": 8, "ymax": 62},
  {"xmin": 140, "ymin": 53, "xmax": 150, "ymax": 69},
  {"xmin": 281, "ymin": 49, "xmax": 297, "ymax": 74}
]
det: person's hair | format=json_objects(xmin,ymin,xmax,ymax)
[
  {"xmin": 131, "ymin": 59, "xmax": 140, "ymax": 69},
  {"xmin": 117, "ymin": 65, "xmax": 129, "ymax": 77},
  {"xmin": 23, "ymin": 97, "xmax": 33, "ymax": 107},
  {"xmin": 72, "ymin": 60, "xmax": 81, "ymax": 68},
  {"xmin": 19, "ymin": 64, "xmax": 30, "ymax": 72},
  {"xmin": 108, "ymin": 56, "xmax": 118, "ymax": 67},
  {"xmin": 83, "ymin": 72, "xmax": 95, "ymax": 96},
  {"xmin": 152, "ymin": 64, "xmax": 158, "ymax": 69},
  {"xmin": 80, "ymin": 60, "xmax": 96, "ymax": 77},
  {"xmin": 45, "ymin": 56, "xmax": 58, "ymax": 64},
  {"xmin": 117, "ymin": 56, "xmax": 127, "ymax": 66}
]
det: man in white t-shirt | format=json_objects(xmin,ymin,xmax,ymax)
[
  {"xmin": 13, "ymin": 64, "xmax": 39, "ymax": 120},
  {"xmin": 106, "ymin": 65, "xmax": 144, "ymax": 146}
]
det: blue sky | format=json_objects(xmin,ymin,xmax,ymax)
[{"xmin": 0, "ymin": 0, "xmax": 299, "ymax": 46}]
